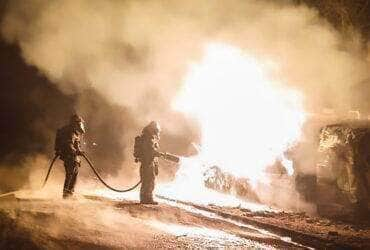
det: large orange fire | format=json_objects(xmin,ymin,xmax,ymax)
[
  {"xmin": 174, "ymin": 43, "xmax": 305, "ymax": 178},
  {"xmin": 158, "ymin": 43, "xmax": 306, "ymax": 207}
]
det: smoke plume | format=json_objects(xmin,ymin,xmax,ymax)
[{"xmin": 2, "ymin": 0, "xmax": 369, "ymax": 113}]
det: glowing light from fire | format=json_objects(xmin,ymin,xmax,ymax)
[{"xmin": 173, "ymin": 43, "xmax": 305, "ymax": 180}]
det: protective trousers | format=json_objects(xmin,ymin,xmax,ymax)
[
  {"xmin": 140, "ymin": 163, "xmax": 155, "ymax": 202},
  {"xmin": 63, "ymin": 159, "xmax": 80, "ymax": 198}
]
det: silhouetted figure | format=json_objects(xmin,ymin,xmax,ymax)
[
  {"xmin": 134, "ymin": 121, "xmax": 162, "ymax": 204},
  {"xmin": 55, "ymin": 114, "xmax": 85, "ymax": 199}
]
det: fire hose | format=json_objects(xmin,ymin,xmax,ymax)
[
  {"xmin": 42, "ymin": 154, "xmax": 59, "ymax": 188},
  {"xmin": 84, "ymin": 153, "xmax": 179, "ymax": 192},
  {"xmin": 82, "ymin": 154, "xmax": 141, "ymax": 192},
  {"xmin": 42, "ymin": 154, "xmax": 141, "ymax": 192}
]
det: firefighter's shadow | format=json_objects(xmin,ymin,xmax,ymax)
[
  {"xmin": 114, "ymin": 201, "xmax": 164, "ymax": 220},
  {"xmin": 114, "ymin": 201, "xmax": 161, "ymax": 210},
  {"xmin": 83, "ymin": 195, "xmax": 163, "ymax": 216},
  {"xmin": 83, "ymin": 195, "xmax": 140, "ymax": 206}
]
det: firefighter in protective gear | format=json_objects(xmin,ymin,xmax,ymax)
[
  {"xmin": 136, "ymin": 121, "xmax": 162, "ymax": 204},
  {"xmin": 55, "ymin": 114, "xmax": 85, "ymax": 199}
]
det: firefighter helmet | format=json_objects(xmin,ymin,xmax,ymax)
[
  {"xmin": 143, "ymin": 121, "xmax": 161, "ymax": 136},
  {"xmin": 70, "ymin": 114, "xmax": 85, "ymax": 134}
]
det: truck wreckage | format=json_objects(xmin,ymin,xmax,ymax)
[{"xmin": 316, "ymin": 122, "xmax": 370, "ymax": 217}]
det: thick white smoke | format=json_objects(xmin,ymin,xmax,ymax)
[{"xmin": 1, "ymin": 0, "xmax": 369, "ymax": 115}]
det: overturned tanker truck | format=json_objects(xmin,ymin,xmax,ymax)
[
  {"xmin": 316, "ymin": 122, "xmax": 370, "ymax": 217},
  {"xmin": 203, "ymin": 121, "xmax": 370, "ymax": 218}
]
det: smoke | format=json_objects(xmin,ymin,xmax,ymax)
[
  {"xmin": 1, "ymin": 0, "xmax": 201, "ymax": 112},
  {"xmin": 2, "ymin": 0, "xmax": 369, "ymax": 112},
  {"xmin": 1, "ymin": 0, "xmax": 369, "ymax": 209}
]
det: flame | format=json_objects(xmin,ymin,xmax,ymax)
[
  {"xmin": 173, "ymin": 43, "xmax": 305, "ymax": 180},
  {"xmin": 158, "ymin": 43, "xmax": 305, "ymax": 208},
  {"xmin": 158, "ymin": 155, "xmax": 274, "ymax": 211},
  {"xmin": 91, "ymin": 43, "xmax": 305, "ymax": 210}
]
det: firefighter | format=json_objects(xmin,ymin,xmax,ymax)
[
  {"xmin": 135, "ymin": 121, "xmax": 162, "ymax": 204},
  {"xmin": 55, "ymin": 114, "xmax": 85, "ymax": 199}
]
